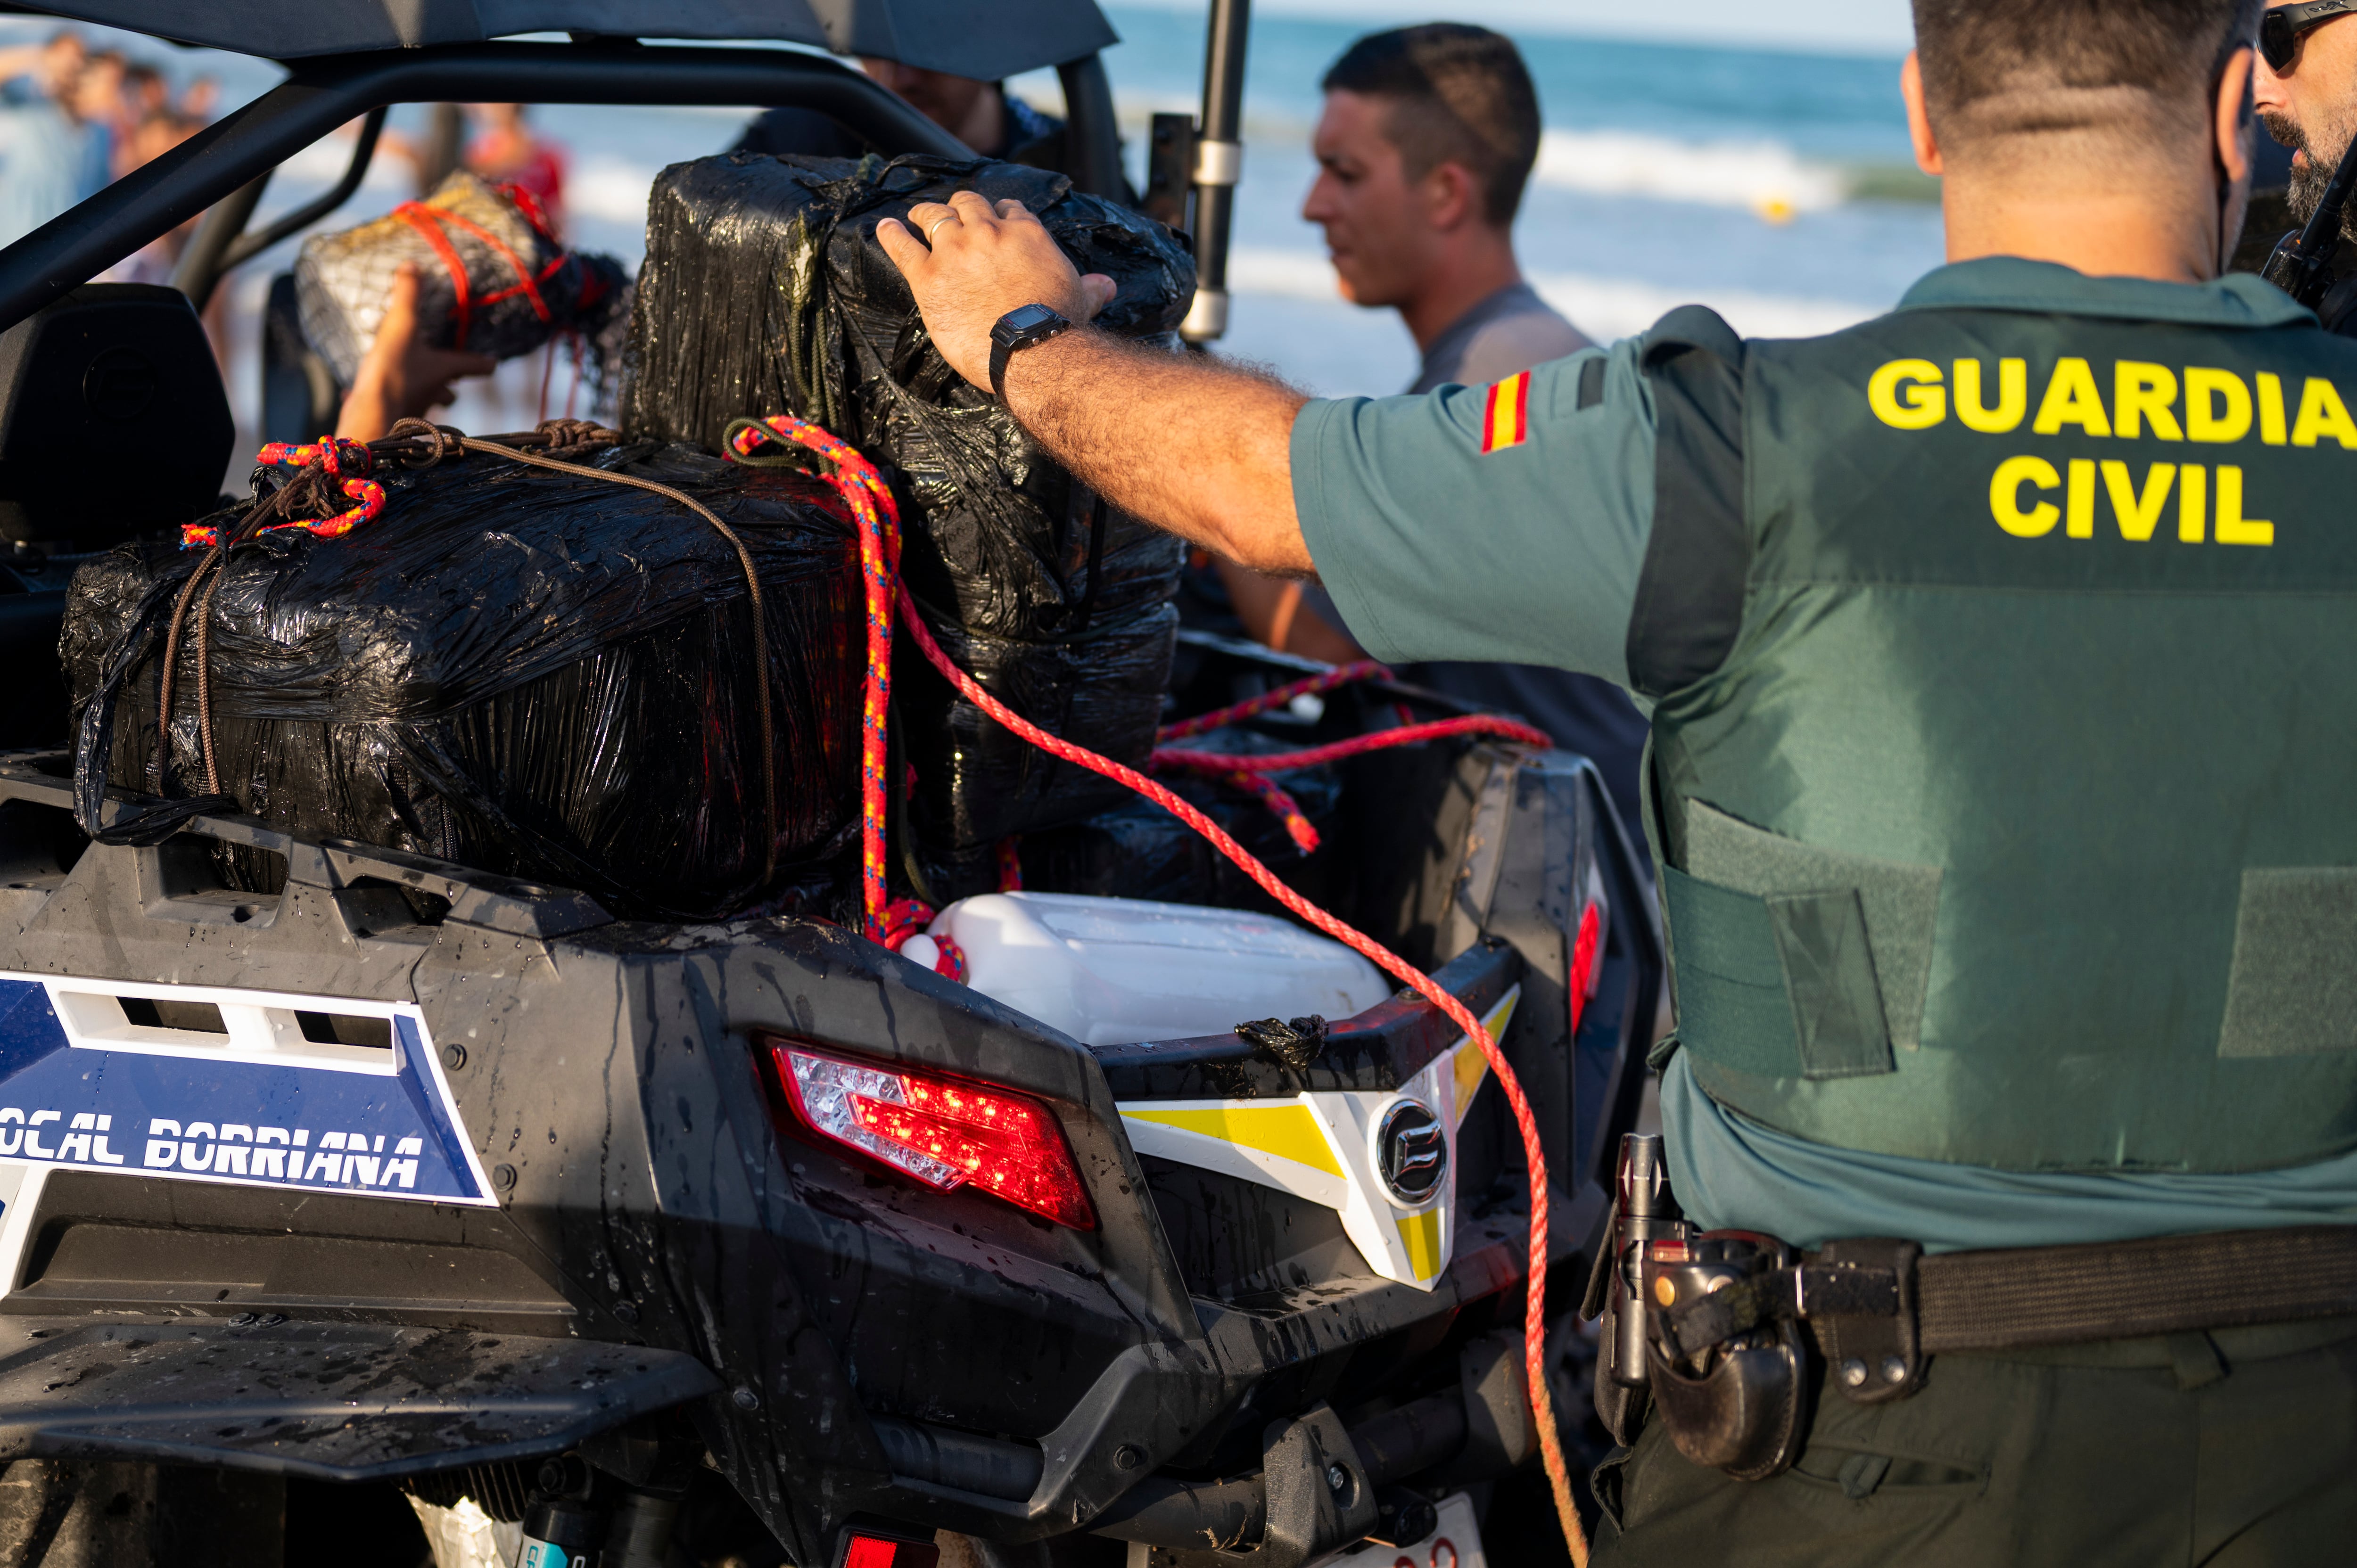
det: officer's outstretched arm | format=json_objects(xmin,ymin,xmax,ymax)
[{"xmin": 878, "ymin": 191, "xmax": 1315, "ymax": 575}]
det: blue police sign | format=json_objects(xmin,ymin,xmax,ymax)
[{"xmin": 0, "ymin": 975, "xmax": 492, "ymax": 1205}]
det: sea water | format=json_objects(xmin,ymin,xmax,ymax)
[
  {"xmin": 1072, "ymin": 4, "xmax": 1942, "ymax": 394},
  {"xmin": 0, "ymin": 8, "xmax": 1942, "ymax": 422}
]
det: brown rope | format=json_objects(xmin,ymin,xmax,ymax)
[
  {"xmin": 151, "ymin": 420, "xmax": 782, "ymax": 884},
  {"xmin": 154, "ymin": 477, "xmax": 304, "ymax": 795}
]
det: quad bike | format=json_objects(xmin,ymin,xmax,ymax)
[{"xmin": 0, "ymin": 5, "xmax": 1661, "ymax": 1564}]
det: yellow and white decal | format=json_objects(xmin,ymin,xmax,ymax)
[{"xmin": 1118, "ymin": 985, "xmax": 1519, "ymax": 1290}]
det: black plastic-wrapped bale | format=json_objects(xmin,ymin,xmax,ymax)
[
  {"xmin": 63, "ymin": 445, "xmax": 861, "ymax": 920},
  {"xmin": 625, "ymin": 154, "xmax": 1192, "ymax": 897},
  {"xmin": 1018, "ymin": 727, "xmax": 1347, "ymax": 915}
]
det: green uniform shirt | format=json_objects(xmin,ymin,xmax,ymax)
[{"xmin": 1294, "ymin": 256, "xmax": 2357, "ymax": 1252}]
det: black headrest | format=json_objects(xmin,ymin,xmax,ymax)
[{"xmin": 0, "ymin": 284, "xmax": 234, "ymax": 550}]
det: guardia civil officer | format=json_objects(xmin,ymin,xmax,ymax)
[
  {"xmin": 879, "ymin": 0, "xmax": 2357, "ymax": 1559},
  {"xmin": 2257, "ymin": 0, "xmax": 2357, "ymax": 329}
]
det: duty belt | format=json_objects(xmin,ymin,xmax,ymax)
[{"xmin": 1656, "ymin": 1225, "xmax": 2357, "ymax": 1404}]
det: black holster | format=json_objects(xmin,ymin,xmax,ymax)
[
  {"xmin": 1584, "ymin": 1134, "xmax": 1925, "ymax": 1481},
  {"xmin": 1641, "ymin": 1232, "xmax": 1811, "ymax": 1481},
  {"xmin": 1644, "ymin": 1321, "xmax": 1810, "ymax": 1482}
]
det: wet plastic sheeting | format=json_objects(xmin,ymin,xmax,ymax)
[
  {"xmin": 626, "ymin": 154, "xmax": 1193, "ymax": 889},
  {"xmin": 902, "ymin": 603, "xmax": 1178, "ymax": 862},
  {"xmin": 63, "ymin": 445, "xmax": 861, "ymax": 919},
  {"xmin": 1018, "ymin": 727, "xmax": 1346, "ymax": 914}
]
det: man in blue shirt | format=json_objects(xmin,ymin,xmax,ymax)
[
  {"xmin": 0, "ymin": 31, "xmax": 103, "ymax": 251},
  {"xmin": 876, "ymin": 0, "xmax": 2357, "ymax": 1558}
]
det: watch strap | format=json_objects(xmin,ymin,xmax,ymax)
[
  {"xmin": 989, "ymin": 305, "xmax": 1073, "ymax": 401},
  {"xmin": 989, "ymin": 335, "xmax": 1016, "ymax": 402}
]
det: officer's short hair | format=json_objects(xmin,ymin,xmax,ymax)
[
  {"xmin": 1322, "ymin": 24, "xmax": 1541, "ymax": 226},
  {"xmin": 1913, "ymin": 0, "xmax": 2263, "ymax": 161}
]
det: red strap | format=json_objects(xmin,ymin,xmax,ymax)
[
  {"xmin": 500, "ymin": 181, "xmax": 558, "ymax": 244},
  {"xmin": 429, "ymin": 204, "xmax": 553, "ymax": 322},
  {"xmin": 394, "ymin": 197, "xmax": 558, "ymax": 353},
  {"xmin": 394, "ymin": 202, "xmax": 476, "ymax": 345}
]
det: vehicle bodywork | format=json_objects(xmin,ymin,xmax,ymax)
[{"xmin": 0, "ymin": 9, "xmax": 1660, "ymax": 1563}]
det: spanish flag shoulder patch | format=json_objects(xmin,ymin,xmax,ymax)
[{"xmin": 1480, "ymin": 371, "xmax": 1532, "ymax": 454}]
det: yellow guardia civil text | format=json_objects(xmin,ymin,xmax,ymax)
[{"xmin": 1865, "ymin": 356, "xmax": 2357, "ymax": 548}]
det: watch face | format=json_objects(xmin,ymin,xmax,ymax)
[{"xmin": 997, "ymin": 303, "xmax": 1063, "ymax": 341}]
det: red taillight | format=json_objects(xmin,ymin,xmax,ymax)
[
  {"xmin": 1568, "ymin": 899, "xmax": 1604, "ymax": 1034},
  {"xmin": 770, "ymin": 1042, "xmax": 1096, "ymax": 1230},
  {"xmin": 839, "ymin": 1532, "xmax": 940, "ymax": 1568}
]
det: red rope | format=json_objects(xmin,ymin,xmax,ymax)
[
  {"xmin": 1215, "ymin": 769, "xmax": 1320, "ymax": 854},
  {"xmin": 1156, "ymin": 659, "xmax": 1393, "ymax": 741},
  {"xmin": 182, "ymin": 437, "xmax": 386, "ymax": 548},
  {"xmin": 898, "ymin": 587, "xmax": 1583, "ymax": 1552},
  {"xmin": 727, "ymin": 415, "xmax": 901, "ymax": 940},
  {"xmin": 1155, "ymin": 713, "xmax": 1552, "ymax": 775},
  {"xmin": 396, "ymin": 204, "xmax": 478, "ymax": 344},
  {"xmin": 394, "ymin": 192, "xmax": 563, "ymax": 351},
  {"xmin": 729, "ymin": 418, "xmax": 1586, "ymax": 1562},
  {"xmin": 1154, "ymin": 666, "xmax": 1552, "ymax": 852}
]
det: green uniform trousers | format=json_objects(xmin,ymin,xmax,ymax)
[{"xmin": 1591, "ymin": 1315, "xmax": 2357, "ymax": 1566}]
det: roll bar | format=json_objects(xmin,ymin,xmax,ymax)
[
  {"xmin": 171, "ymin": 105, "xmax": 387, "ymax": 308},
  {"xmin": 1181, "ymin": 0, "xmax": 1249, "ymax": 342},
  {"xmin": 0, "ymin": 41, "xmax": 972, "ymax": 336},
  {"xmin": 1055, "ymin": 55, "xmax": 1125, "ymax": 205}
]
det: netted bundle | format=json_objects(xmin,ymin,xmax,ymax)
[
  {"xmin": 297, "ymin": 170, "xmax": 630, "ymax": 387},
  {"xmin": 625, "ymin": 154, "xmax": 1194, "ymax": 899},
  {"xmin": 64, "ymin": 444, "xmax": 861, "ymax": 920}
]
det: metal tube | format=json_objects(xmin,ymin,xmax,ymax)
[
  {"xmin": 1055, "ymin": 55, "xmax": 1125, "ymax": 201},
  {"xmin": 174, "ymin": 104, "xmax": 388, "ymax": 311},
  {"xmin": 167, "ymin": 172, "xmax": 270, "ymax": 310},
  {"xmin": 1182, "ymin": 0, "xmax": 1250, "ymax": 342},
  {"xmin": 0, "ymin": 43, "xmax": 973, "ymax": 337},
  {"xmin": 218, "ymin": 105, "xmax": 388, "ymax": 276}
]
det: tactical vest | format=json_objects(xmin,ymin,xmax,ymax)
[{"xmin": 1636, "ymin": 299, "xmax": 2357, "ymax": 1174}]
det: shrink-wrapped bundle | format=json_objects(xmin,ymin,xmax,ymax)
[
  {"xmin": 625, "ymin": 153, "xmax": 1195, "ymax": 898},
  {"xmin": 64, "ymin": 444, "xmax": 861, "ymax": 920}
]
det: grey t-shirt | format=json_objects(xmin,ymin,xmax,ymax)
[{"xmin": 1408, "ymin": 280, "xmax": 1593, "ymax": 394}]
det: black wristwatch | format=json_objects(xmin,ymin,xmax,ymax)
[{"xmin": 989, "ymin": 303, "xmax": 1075, "ymax": 400}]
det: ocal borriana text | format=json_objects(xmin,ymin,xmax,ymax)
[{"xmin": 0, "ymin": 1108, "xmax": 426, "ymax": 1188}]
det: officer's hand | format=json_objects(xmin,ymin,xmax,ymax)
[{"xmin": 876, "ymin": 192, "xmax": 1119, "ymax": 392}]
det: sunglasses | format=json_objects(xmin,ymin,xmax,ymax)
[{"xmin": 2264, "ymin": 0, "xmax": 2356, "ymax": 71}]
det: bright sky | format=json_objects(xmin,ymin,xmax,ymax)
[{"xmin": 1250, "ymin": 0, "xmax": 1917, "ymax": 55}]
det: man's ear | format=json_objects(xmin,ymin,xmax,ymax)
[
  {"xmin": 1902, "ymin": 51, "xmax": 1944, "ymax": 176},
  {"xmin": 2212, "ymin": 43, "xmax": 2257, "ymax": 275},
  {"xmin": 1423, "ymin": 161, "xmax": 1480, "ymax": 232},
  {"xmin": 2214, "ymin": 43, "xmax": 2256, "ymax": 191}
]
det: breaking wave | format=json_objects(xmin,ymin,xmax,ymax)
[
  {"xmin": 1222, "ymin": 246, "xmax": 1884, "ymax": 343},
  {"xmin": 1531, "ymin": 129, "xmax": 1854, "ymax": 220}
]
